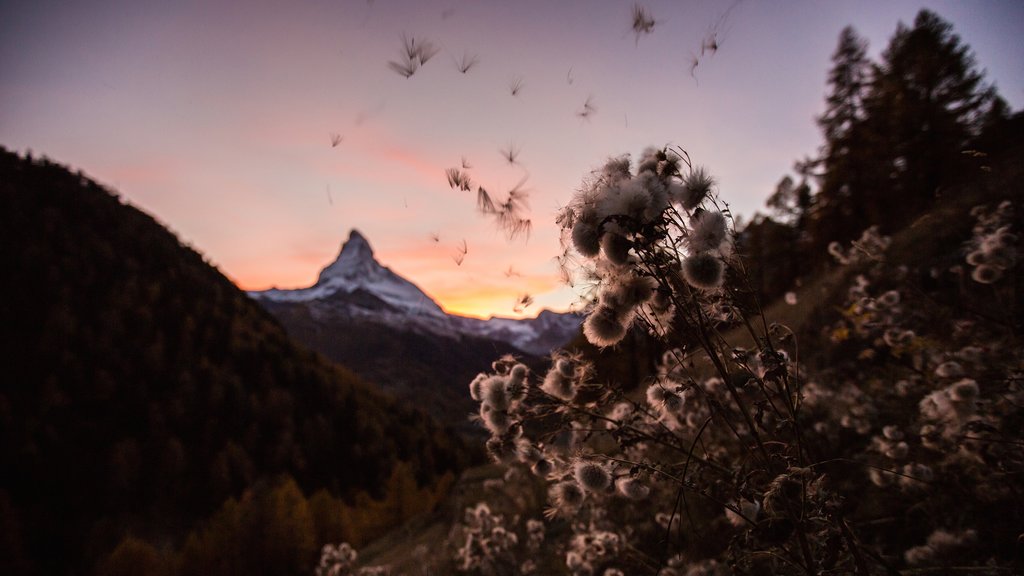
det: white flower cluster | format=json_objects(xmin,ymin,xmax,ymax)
[
  {"xmin": 828, "ymin": 225, "xmax": 891, "ymax": 265},
  {"xmin": 565, "ymin": 530, "xmax": 623, "ymax": 576},
  {"xmin": 964, "ymin": 201, "xmax": 1017, "ymax": 284},
  {"xmin": 454, "ymin": 502, "xmax": 527, "ymax": 575},
  {"xmin": 557, "ymin": 148, "xmax": 735, "ymax": 348},
  {"xmin": 316, "ymin": 543, "xmax": 389, "ymax": 576}
]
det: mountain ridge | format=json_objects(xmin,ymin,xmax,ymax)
[{"xmin": 249, "ymin": 229, "xmax": 581, "ymax": 356}]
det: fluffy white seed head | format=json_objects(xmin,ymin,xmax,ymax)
[
  {"xmin": 688, "ymin": 210, "xmax": 728, "ymax": 253},
  {"xmin": 573, "ymin": 460, "xmax": 611, "ymax": 493},
  {"xmin": 550, "ymin": 480, "xmax": 585, "ymax": 511},
  {"xmin": 971, "ymin": 264, "xmax": 1002, "ymax": 283},
  {"xmin": 481, "ymin": 375, "xmax": 511, "ymax": 410},
  {"xmin": 572, "ymin": 219, "xmax": 601, "ymax": 258},
  {"xmin": 600, "ymin": 232, "xmax": 632, "ymax": 265},
  {"xmin": 682, "ymin": 253, "xmax": 725, "ymax": 290},
  {"xmin": 615, "ymin": 476, "xmax": 650, "ymax": 500},
  {"xmin": 469, "ymin": 373, "xmax": 487, "ymax": 401},
  {"xmin": 681, "ymin": 167, "xmax": 714, "ymax": 210},
  {"xmin": 583, "ymin": 304, "xmax": 630, "ymax": 348},
  {"xmin": 948, "ymin": 378, "xmax": 979, "ymax": 402},
  {"xmin": 542, "ymin": 367, "xmax": 577, "ymax": 401}
]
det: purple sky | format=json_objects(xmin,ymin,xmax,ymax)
[{"xmin": 3, "ymin": 0, "xmax": 1022, "ymax": 318}]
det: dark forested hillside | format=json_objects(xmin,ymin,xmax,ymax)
[
  {"xmin": 260, "ymin": 300, "xmax": 539, "ymax": 435},
  {"xmin": 0, "ymin": 148, "xmax": 467, "ymax": 575}
]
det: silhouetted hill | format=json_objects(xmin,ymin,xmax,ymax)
[
  {"xmin": 260, "ymin": 300, "xmax": 541, "ymax": 434},
  {"xmin": 0, "ymin": 148, "xmax": 467, "ymax": 575}
]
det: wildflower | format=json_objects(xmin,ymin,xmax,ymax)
[
  {"xmin": 573, "ymin": 460, "xmax": 611, "ymax": 492},
  {"xmin": 486, "ymin": 435, "xmax": 519, "ymax": 464},
  {"xmin": 614, "ymin": 476, "xmax": 650, "ymax": 500},
  {"xmin": 884, "ymin": 441, "xmax": 909, "ymax": 460},
  {"xmin": 481, "ymin": 375, "xmax": 511, "ymax": 410},
  {"xmin": 601, "ymin": 231, "xmax": 632, "ymax": 265},
  {"xmin": 882, "ymin": 425, "xmax": 904, "ymax": 441},
  {"xmin": 682, "ymin": 253, "xmax": 725, "ymax": 290},
  {"xmin": 971, "ymin": 264, "xmax": 1002, "ymax": 283},
  {"xmin": 532, "ymin": 458, "xmax": 554, "ymax": 478},
  {"xmin": 549, "ymin": 480, "xmax": 585, "ymax": 513},
  {"xmin": 877, "ymin": 290, "xmax": 901, "ymax": 307},
  {"xmin": 480, "ymin": 404, "xmax": 510, "ymax": 435},
  {"xmin": 468, "ymin": 373, "xmax": 489, "ymax": 402},
  {"xmin": 583, "ymin": 305, "xmax": 630, "ymax": 348},
  {"xmin": 688, "ymin": 210, "xmax": 728, "ymax": 253},
  {"xmin": 572, "ymin": 219, "xmax": 601, "ymax": 258},
  {"xmin": 948, "ymin": 378, "xmax": 979, "ymax": 402},
  {"xmin": 680, "ymin": 167, "xmax": 713, "ymax": 209},
  {"xmin": 933, "ymin": 361, "xmax": 963, "ymax": 378},
  {"xmin": 784, "ymin": 291, "xmax": 798, "ymax": 305},
  {"xmin": 725, "ymin": 499, "xmax": 760, "ymax": 527},
  {"xmin": 542, "ymin": 363, "xmax": 577, "ymax": 400}
]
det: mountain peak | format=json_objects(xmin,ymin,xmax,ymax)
[{"xmin": 317, "ymin": 228, "xmax": 377, "ymax": 283}]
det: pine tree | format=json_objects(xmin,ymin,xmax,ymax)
[
  {"xmin": 863, "ymin": 9, "xmax": 994, "ymax": 228},
  {"xmin": 810, "ymin": 26, "xmax": 874, "ymax": 251}
]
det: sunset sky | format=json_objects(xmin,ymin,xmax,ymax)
[{"xmin": 3, "ymin": 0, "xmax": 1022, "ymax": 318}]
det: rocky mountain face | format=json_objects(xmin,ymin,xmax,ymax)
[{"xmin": 251, "ymin": 230, "xmax": 581, "ymax": 356}]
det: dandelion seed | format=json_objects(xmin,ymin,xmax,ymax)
[
  {"xmin": 513, "ymin": 294, "xmax": 534, "ymax": 313},
  {"xmin": 387, "ymin": 32, "xmax": 439, "ymax": 78},
  {"xmin": 577, "ymin": 95, "xmax": 597, "ymax": 120},
  {"xmin": 500, "ymin": 142, "xmax": 521, "ymax": 165},
  {"xmin": 455, "ymin": 51, "xmax": 479, "ymax": 73},
  {"xmin": 446, "ymin": 167, "xmax": 473, "ymax": 192},
  {"xmin": 329, "ymin": 132, "xmax": 343, "ymax": 147},
  {"xmin": 630, "ymin": 3, "xmax": 657, "ymax": 44},
  {"xmin": 509, "ymin": 75, "xmax": 524, "ymax": 97},
  {"xmin": 701, "ymin": 32, "xmax": 719, "ymax": 56},
  {"xmin": 688, "ymin": 55, "xmax": 700, "ymax": 79}
]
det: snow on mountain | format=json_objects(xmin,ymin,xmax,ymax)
[
  {"xmin": 249, "ymin": 229, "xmax": 580, "ymax": 355},
  {"xmin": 254, "ymin": 230, "xmax": 445, "ymax": 317}
]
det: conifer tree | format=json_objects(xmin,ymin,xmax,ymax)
[
  {"xmin": 863, "ymin": 9, "xmax": 994, "ymax": 228},
  {"xmin": 810, "ymin": 26, "xmax": 873, "ymax": 251}
]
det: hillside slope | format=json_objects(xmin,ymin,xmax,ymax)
[{"xmin": 0, "ymin": 148, "xmax": 467, "ymax": 575}]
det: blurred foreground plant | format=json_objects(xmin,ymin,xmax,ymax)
[{"xmin": 465, "ymin": 147, "xmax": 1022, "ymax": 575}]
